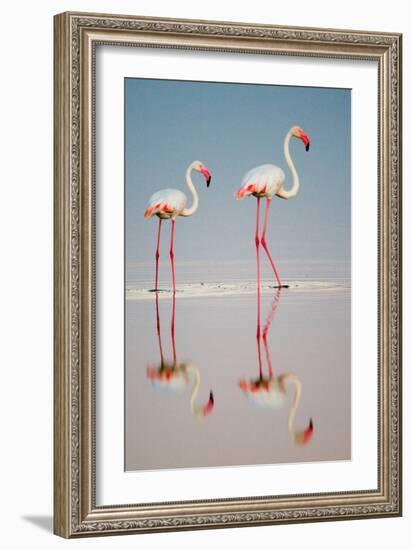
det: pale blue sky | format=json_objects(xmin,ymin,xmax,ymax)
[{"xmin": 125, "ymin": 78, "xmax": 350, "ymax": 274}]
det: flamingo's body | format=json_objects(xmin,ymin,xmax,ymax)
[
  {"xmin": 144, "ymin": 160, "xmax": 212, "ymax": 292},
  {"xmin": 147, "ymin": 363, "xmax": 214, "ymax": 418},
  {"xmin": 236, "ymin": 164, "xmax": 286, "ymax": 200},
  {"xmin": 147, "ymin": 364, "xmax": 189, "ymax": 392},
  {"xmin": 144, "ymin": 189, "xmax": 187, "ymax": 220},
  {"xmin": 236, "ymin": 126, "xmax": 310, "ymax": 288},
  {"xmin": 240, "ymin": 377, "xmax": 285, "ymax": 409}
]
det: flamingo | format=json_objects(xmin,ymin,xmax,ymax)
[
  {"xmin": 235, "ymin": 126, "xmax": 310, "ymax": 289},
  {"xmin": 238, "ymin": 288, "xmax": 314, "ymax": 446},
  {"xmin": 146, "ymin": 291, "xmax": 214, "ymax": 418},
  {"xmin": 144, "ymin": 160, "xmax": 212, "ymax": 292}
]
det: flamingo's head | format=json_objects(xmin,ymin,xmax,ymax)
[
  {"xmin": 291, "ymin": 126, "xmax": 311, "ymax": 152},
  {"xmin": 193, "ymin": 160, "xmax": 212, "ymax": 187}
]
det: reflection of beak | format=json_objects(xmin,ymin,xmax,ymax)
[
  {"xmin": 200, "ymin": 166, "xmax": 212, "ymax": 187},
  {"xmin": 202, "ymin": 390, "xmax": 214, "ymax": 416},
  {"xmin": 294, "ymin": 418, "xmax": 314, "ymax": 445}
]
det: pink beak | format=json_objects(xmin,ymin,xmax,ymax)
[
  {"xmin": 298, "ymin": 130, "xmax": 310, "ymax": 151},
  {"xmin": 302, "ymin": 418, "xmax": 314, "ymax": 445},
  {"xmin": 202, "ymin": 391, "xmax": 214, "ymax": 416},
  {"xmin": 200, "ymin": 166, "xmax": 212, "ymax": 187}
]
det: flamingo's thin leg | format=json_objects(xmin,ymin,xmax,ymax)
[
  {"xmin": 171, "ymin": 290, "xmax": 177, "ymax": 366},
  {"xmin": 261, "ymin": 198, "xmax": 282, "ymax": 287},
  {"xmin": 255, "ymin": 198, "xmax": 261, "ymax": 339},
  {"xmin": 170, "ymin": 219, "xmax": 176, "ymax": 293},
  {"xmin": 155, "ymin": 218, "xmax": 162, "ymax": 292},
  {"xmin": 155, "ymin": 292, "xmax": 164, "ymax": 365}
]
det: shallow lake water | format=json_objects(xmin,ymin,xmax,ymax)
[{"xmin": 125, "ymin": 281, "xmax": 351, "ymax": 471}]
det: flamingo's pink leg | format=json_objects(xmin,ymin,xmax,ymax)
[
  {"xmin": 170, "ymin": 220, "xmax": 176, "ymax": 293},
  {"xmin": 171, "ymin": 289, "xmax": 177, "ymax": 366},
  {"xmin": 155, "ymin": 218, "xmax": 162, "ymax": 292},
  {"xmin": 255, "ymin": 198, "xmax": 261, "ymax": 339},
  {"xmin": 261, "ymin": 198, "xmax": 282, "ymax": 287},
  {"xmin": 155, "ymin": 291, "xmax": 164, "ymax": 365}
]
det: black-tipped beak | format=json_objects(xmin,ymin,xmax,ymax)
[
  {"xmin": 305, "ymin": 143, "xmax": 310, "ymax": 152},
  {"xmin": 209, "ymin": 390, "xmax": 214, "ymax": 404},
  {"xmin": 309, "ymin": 418, "xmax": 313, "ymax": 430},
  {"xmin": 200, "ymin": 166, "xmax": 212, "ymax": 187}
]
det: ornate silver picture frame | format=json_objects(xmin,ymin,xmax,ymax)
[{"xmin": 54, "ymin": 11, "xmax": 402, "ymax": 538}]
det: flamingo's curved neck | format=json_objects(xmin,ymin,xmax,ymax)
[
  {"xmin": 277, "ymin": 130, "xmax": 300, "ymax": 200},
  {"xmin": 281, "ymin": 374, "xmax": 302, "ymax": 435},
  {"xmin": 186, "ymin": 365, "xmax": 201, "ymax": 414},
  {"xmin": 181, "ymin": 163, "xmax": 199, "ymax": 217}
]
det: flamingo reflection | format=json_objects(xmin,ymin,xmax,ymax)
[
  {"xmin": 146, "ymin": 292, "xmax": 214, "ymax": 418},
  {"xmin": 239, "ymin": 288, "xmax": 314, "ymax": 445}
]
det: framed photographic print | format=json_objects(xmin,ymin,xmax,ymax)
[{"xmin": 53, "ymin": 11, "xmax": 402, "ymax": 538}]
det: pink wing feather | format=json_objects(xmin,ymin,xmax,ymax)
[{"xmin": 144, "ymin": 189, "xmax": 187, "ymax": 218}]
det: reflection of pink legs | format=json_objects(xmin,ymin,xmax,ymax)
[
  {"xmin": 155, "ymin": 285, "xmax": 177, "ymax": 366},
  {"xmin": 155, "ymin": 218, "xmax": 162, "ymax": 292},
  {"xmin": 170, "ymin": 220, "xmax": 176, "ymax": 293},
  {"xmin": 155, "ymin": 292, "xmax": 164, "ymax": 365},
  {"xmin": 261, "ymin": 199, "xmax": 282, "ymax": 287},
  {"xmin": 262, "ymin": 335, "xmax": 272, "ymax": 379},
  {"xmin": 257, "ymin": 322, "xmax": 263, "ymax": 380},
  {"xmin": 171, "ymin": 291, "xmax": 177, "ymax": 366},
  {"xmin": 262, "ymin": 288, "xmax": 282, "ymax": 340},
  {"xmin": 262, "ymin": 289, "xmax": 282, "ymax": 379}
]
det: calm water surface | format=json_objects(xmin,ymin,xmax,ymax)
[{"xmin": 125, "ymin": 284, "xmax": 350, "ymax": 471}]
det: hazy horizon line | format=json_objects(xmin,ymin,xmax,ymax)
[{"xmin": 126, "ymin": 258, "xmax": 351, "ymax": 266}]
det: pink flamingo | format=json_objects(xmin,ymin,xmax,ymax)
[
  {"xmin": 236, "ymin": 126, "xmax": 310, "ymax": 290},
  {"xmin": 239, "ymin": 288, "xmax": 314, "ymax": 446},
  {"xmin": 146, "ymin": 291, "xmax": 214, "ymax": 418},
  {"xmin": 144, "ymin": 160, "xmax": 212, "ymax": 292}
]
